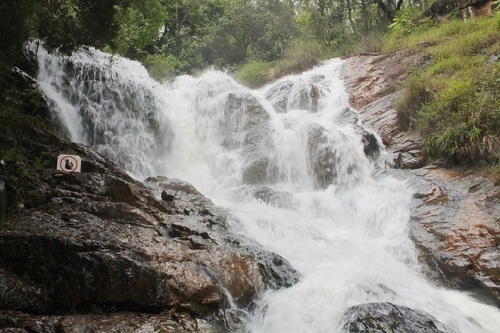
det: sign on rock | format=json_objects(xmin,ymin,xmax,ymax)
[{"xmin": 57, "ymin": 154, "xmax": 81, "ymax": 173}]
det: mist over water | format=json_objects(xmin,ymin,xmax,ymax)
[{"xmin": 36, "ymin": 46, "xmax": 500, "ymax": 333}]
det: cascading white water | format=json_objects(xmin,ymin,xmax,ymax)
[{"xmin": 36, "ymin": 47, "xmax": 500, "ymax": 333}]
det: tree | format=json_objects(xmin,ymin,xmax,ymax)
[
  {"xmin": 0, "ymin": 0, "xmax": 167, "ymax": 63},
  {"xmin": 113, "ymin": 0, "xmax": 167, "ymax": 57},
  {"xmin": 205, "ymin": 0, "xmax": 296, "ymax": 65},
  {"xmin": 0, "ymin": 0, "xmax": 37, "ymax": 66},
  {"xmin": 156, "ymin": 0, "xmax": 230, "ymax": 70},
  {"xmin": 372, "ymin": 0, "xmax": 404, "ymax": 21}
]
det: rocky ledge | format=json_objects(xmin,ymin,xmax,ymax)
[
  {"xmin": 0, "ymin": 125, "xmax": 299, "ymax": 332},
  {"xmin": 344, "ymin": 51, "xmax": 499, "ymax": 307}
]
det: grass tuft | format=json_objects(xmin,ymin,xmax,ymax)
[{"xmin": 394, "ymin": 12, "xmax": 500, "ymax": 166}]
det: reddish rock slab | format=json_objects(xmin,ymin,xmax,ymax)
[
  {"xmin": 343, "ymin": 52, "xmax": 426, "ymax": 169},
  {"xmin": 407, "ymin": 166, "xmax": 500, "ymax": 305}
]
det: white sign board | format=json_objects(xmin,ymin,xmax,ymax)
[{"xmin": 57, "ymin": 154, "xmax": 81, "ymax": 173}]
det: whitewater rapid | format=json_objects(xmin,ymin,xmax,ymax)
[{"xmin": 35, "ymin": 46, "xmax": 500, "ymax": 333}]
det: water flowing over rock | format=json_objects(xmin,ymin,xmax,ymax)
[
  {"xmin": 264, "ymin": 75, "xmax": 324, "ymax": 113},
  {"xmin": 35, "ymin": 45, "xmax": 174, "ymax": 179},
  {"xmin": 0, "ymin": 126, "xmax": 299, "ymax": 330},
  {"xmin": 344, "ymin": 50, "xmax": 500, "ymax": 311},
  {"xmin": 231, "ymin": 185, "xmax": 297, "ymax": 209}
]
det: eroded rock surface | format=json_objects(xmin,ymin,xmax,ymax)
[
  {"xmin": 0, "ymin": 126, "xmax": 299, "ymax": 331},
  {"xmin": 343, "ymin": 52, "xmax": 426, "ymax": 169},
  {"xmin": 407, "ymin": 166, "xmax": 500, "ymax": 306}
]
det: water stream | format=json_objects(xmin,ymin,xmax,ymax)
[{"xmin": 36, "ymin": 46, "xmax": 500, "ymax": 332}]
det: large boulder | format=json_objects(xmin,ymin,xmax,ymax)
[
  {"xmin": 264, "ymin": 76, "xmax": 324, "ymax": 113},
  {"xmin": 341, "ymin": 302, "xmax": 452, "ymax": 333},
  {"xmin": 0, "ymin": 126, "xmax": 299, "ymax": 331},
  {"xmin": 224, "ymin": 92, "xmax": 276, "ymax": 185}
]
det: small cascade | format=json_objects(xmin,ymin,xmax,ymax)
[
  {"xmin": 35, "ymin": 46, "xmax": 500, "ymax": 333},
  {"xmin": 36, "ymin": 45, "xmax": 173, "ymax": 178}
]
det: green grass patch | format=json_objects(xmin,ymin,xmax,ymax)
[
  {"xmin": 394, "ymin": 12, "xmax": 500, "ymax": 165},
  {"xmin": 142, "ymin": 54, "xmax": 182, "ymax": 82},
  {"xmin": 236, "ymin": 40, "xmax": 328, "ymax": 88},
  {"xmin": 236, "ymin": 61, "xmax": 274, "ymax": 88}
]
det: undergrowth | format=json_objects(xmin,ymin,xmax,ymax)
[
  {"xmin": 0, "ymin": 70, "xmax": 52, "ymax": 224},
  {"xmin": 391, "ymin": 11, "xmax": 500, "ymax": 166}
]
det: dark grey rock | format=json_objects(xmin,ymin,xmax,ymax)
[{"xmin": 341, "ymin": 302, "xmax": 453, "ymax": 333}]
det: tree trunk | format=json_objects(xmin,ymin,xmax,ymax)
[
  {"xmin": 372, "ymin": 0, "xmax": 395, "ymax": 21},
  {"xmin": 346, "ymin": 0, "xmax": 357, "ymax": 34}
]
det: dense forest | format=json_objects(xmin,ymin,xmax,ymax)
[
  {"xmin": 0, "ymin": 0, "xmax": 499, "ymax": 170},
  {"xmin": 0, "ymin": 0, "xmax": 433, "ymax": 78}
]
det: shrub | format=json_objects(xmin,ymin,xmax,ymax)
[
  {"xmin": 142, "ymin": 54, "xmax": 182, "ymax": 82},
  {"xmin": 236, "ymin": 61, "xmax": 274, "ymax": 88},
  {"xmin": 396, "ymin": 72, "xmax": 437, "ymax": 130},
  {"xmin": 275, "ymin": 40, "xmax": 325, "ymax": 76}
]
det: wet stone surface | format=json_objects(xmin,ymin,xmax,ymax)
[
  {"xmin": 341, "ymin": 302, "xmax": 452, "ymax": 333},
  {"xmin": 0, "ymin": 128, "xmax": 299, "ymax": 332}
]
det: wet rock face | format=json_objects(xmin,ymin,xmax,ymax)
[
  {"xmin": 406, "ymin": 166, "xmax": 500, "ymax": 306},
  {"xmin": 264, "ymin": 77, "xmax": 324, "ymax": 113},
  {"xmin": 223, "ymin": 92, "xmax": 276, "ymax": 186},
  {"xmin": 341, "ymin": 302, "xmax": 451, "ymax": 333},
  {"xmin": 0, "ymin": 128, "xmax": 299, "ymax": 330},
  {"xmin": 0, "ymin": 310, "xmax": 220, "ymax": 333},
  {"xmin": 145, "ymin": 177, "xmax": 301, "ymax": 292},
  {"xmin": 343, "ymin": 53, "xmax": 426, "ymax": 169}
]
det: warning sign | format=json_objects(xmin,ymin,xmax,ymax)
[{"xmin": 57, "ymin": 154, "xmax": 81, "ymax": 173}]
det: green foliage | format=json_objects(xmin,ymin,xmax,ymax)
[
  {"xmin": 396, "ymin": 72, "xmax": 437, "ymax": 130},
  {"xmin": 388, "ymin": 7, "xmax": 422, "ymax": 35},
  {"xmin": 142, "ymin": 54, "xmax": 182, "ymax": 81},
  {"xmin": 236, "ymin": 61, "xmax": 273, "ymax": 88},
  {"xmin": 490, "ymin": 164, "xmax": 500, "ymax": 185},
  {"xmin": 113, "ymin": 0, "xmax": 167, "ymax": 57},
  {"xmin": 396, "ymin": 12, "xmax": 500, "ymax": 165},
  {"xmin": 206, "ymin": 0, "xmax": 296, "ymax": 66},
  {"xmin": 0, "ymin": 0, "xmax": 37, "ymax": 66},
  {"xmin": 0, "ymin": 85, "xmax": 49, "ymax": 132},
  {"xmin": 276, "ymin": 40, "xmax": 326, "ymax": 75},
  {"xmin": 236, "ymin": 40, "xmax": 328, "ymax": 88},
  {"xmin": 0, "ymin": 0, "xmax": 168, "ymax": 65}
]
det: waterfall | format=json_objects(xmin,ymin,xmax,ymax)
[{"xmin": 36, "ymin": 46, "xmax": 500, "ymax": 333}]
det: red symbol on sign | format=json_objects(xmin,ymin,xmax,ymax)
[{"xmin": 59, "ymin": 155, "xmax": 79, "ymax": 173}]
